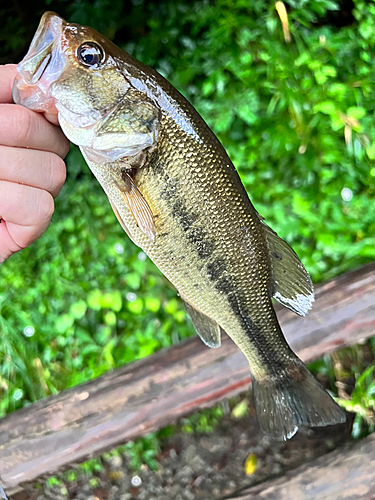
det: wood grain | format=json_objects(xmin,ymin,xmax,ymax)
[
  {"xmin": 228, "ymin": 433, "xmax": 375, "ymax": 500},
  {"xmin": 0, "ymin": 262, "xmax": 374, "ymax": 490}
]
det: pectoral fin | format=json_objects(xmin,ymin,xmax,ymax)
[
  {"xmin": 115, "ymin": 171, "xmax": 156, "ymax": 243},
  {"xmin": 262, "ymin": 221, "xmax": 314, "ymax": 316},
  {"xmin": 182, "ymin": 299, "xmax": 221, "ymax": 348}
]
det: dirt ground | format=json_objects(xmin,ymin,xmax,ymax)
[{"xmin": 11, "ymin": 403, "xmax": 352, "ymax": 500}]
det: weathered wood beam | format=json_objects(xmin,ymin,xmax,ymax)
[
  {"xmin": 0, "ymin": 262, "xmax": 374, "ymax": 490},
  {"xmin": 227, "ymin": 433, "xmax": 375, "ymax": 500}
]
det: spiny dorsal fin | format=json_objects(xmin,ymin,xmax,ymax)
[
  {"xmin": 181, "ymin": 299, "xmax": 221, "ymax": 348},
  {"xmin": 262, "ymin": 221, "xmax": 314, "ymax": 316}
]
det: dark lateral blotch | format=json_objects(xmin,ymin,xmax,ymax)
[
  {"xmin": 187, "ymin": 227, "xmax": 215, "ymax": 259},
  {"xmin": 171, "ymin": 200, "xmax": 198, "ymax": 232},
  {"xmin": 206, "ymin": 258, "xmax": 226, "ymax": 281},
  {"xmin": 215, "ymin": 275, "xmax": 234, "ymax": 295}
]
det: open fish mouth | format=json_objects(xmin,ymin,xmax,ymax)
[{"xmin": 12, "ymin": 12, "xmax": 66, "ymax": 114}]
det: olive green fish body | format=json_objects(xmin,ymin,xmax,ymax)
[
  {"xmin": 86, "ymin": 81, "xmax": 286, "ymax": 380},
  {"xmin": 13, "ymin": 12, "xmax": 346, "ymax": 440}
]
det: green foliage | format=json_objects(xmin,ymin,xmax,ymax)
[
  {"xmin": 46, "ymin": 477, "xmax": 62, "ymax": 487},
  {"xmin": 1, "ymin": 0, "xmax": 375, "ymax": 440},
  {"xmin": 133, "ymin": 0, "xmax": 375, "ymax": 282},
  {"xmin": 123, "ymin": 433, "xmax": 161, "ymax": 471},
  {"xmin": 337, "ymin": 365, "xmax": 375, "ymax": 438},
  {"xmin": 181, "ymin": 406, "xmax": 224, "ymax": 434},
  {"xmin": 309, "ymin": 340, "xmax": 375, "ymax": 438}
]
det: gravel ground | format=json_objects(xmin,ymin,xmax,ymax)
[{"xmin": 11, "ymin": 404, "xmax": 351, "ymax": 500}]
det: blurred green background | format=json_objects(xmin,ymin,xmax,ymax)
[{"xmin": 0, "ymin": 0, "xmax": 374, "ymax": 440}]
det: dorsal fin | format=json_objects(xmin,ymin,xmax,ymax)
[
  {"xmin": 181, "ymin": 299, "xmax": 221, "ymax": 348},
  {"xmin": 262, "ymin": 221, "xmax": 314, "ymax": 316}
]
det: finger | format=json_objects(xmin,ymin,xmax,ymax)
[
  {"xmin": 0, "ymin": 220, "xmax": 23, "ymax": 262},
  {"xmin": 0, "ymin": 218, "xmax": 48, "ymax": 256},
  {"xmin": 0, "ymin": 64, "xmax": 60, "ymax": 125},
  {"xmin": 0, "ymin": 180, "xmax": 54, "ymax": 229},
  {"xmin": 0, "ymin": 65, "xmax": 17, "ymax": 104},
  {"xmin": 43, "ymin": 112, "xmax": 60, "ymax": 126},
  {"xmin": 0, "ymin": 180, "xmax": 54, "ymax": 261},
  {"xmin": 0, "ymin": 145, "xmax": 66, "ymax": 198},
  {"xmin": 0, "ymin": 104, "xmax": 70, "ymax": 159}
]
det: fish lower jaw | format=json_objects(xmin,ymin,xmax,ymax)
[{"xmin": 12, "ymin": 78, "xmax": 58, "ymax": 115}]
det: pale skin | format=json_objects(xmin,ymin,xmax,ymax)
[{"xmin": 0, "ymin": 64, "xmax": 69, "ymax": 263}]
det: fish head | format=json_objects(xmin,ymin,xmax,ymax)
[{"xmin": 13, "ymin": 12, "xmax": 159, "ymax": 163}]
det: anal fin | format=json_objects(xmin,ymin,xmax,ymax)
[
  {"xmin": 182, "ymin": 299, "xmax": 221, "ymax": 348},
  {"xmin": 262, "ymin": 221, "xmax": 314, "ymax": 316}
]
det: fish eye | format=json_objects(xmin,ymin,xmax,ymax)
[{"xmin": 77, "ymin": 42, "xmax": 104, "ymax": 68}]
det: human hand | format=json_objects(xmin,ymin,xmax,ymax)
[{"xmin": 0, "ymin": 64, "xmax": 69, "ymax": 263}]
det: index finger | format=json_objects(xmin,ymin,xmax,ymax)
[
  {"xmin": 0, "ymin": 65, "xmax": 17, "ymax": 104},
  {"xmin": 0, "ymin": 64, "xmax": 60, "ymax": 126}
]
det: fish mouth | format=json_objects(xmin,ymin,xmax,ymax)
[{"xmin": 12, "ymin": 12, "xmax": 66, "ymax": 114}]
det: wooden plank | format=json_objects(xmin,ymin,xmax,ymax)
[
  {"xmin": 228, "ymin": 433, "xmax": 375, "ymax": 500},
  {"xmin": 0, "ymin": 262, "xmax": 375, "ymax": 490}
]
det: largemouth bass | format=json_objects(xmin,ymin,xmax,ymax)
[{"xmin": 13, "ymin": 12, "xmax": 345, "ymax": 440}]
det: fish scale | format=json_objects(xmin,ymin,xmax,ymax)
[
  {"xmin": 13, "ymin": 11, "xmax": 346, "ymax": 440},
  {"xmin": 134, "ymin": 117, "xmax": 293, "ymax": 375}
]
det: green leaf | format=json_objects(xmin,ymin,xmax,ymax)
[
  {"xmin": 313, "ymin": 101, "xmax": 337, "ymax": 115},
  {"xmin": 101, "ymin": 291, "xmax": 122, "ymax": 312},
  {"xmin": 145, "ymin": 297, "xmax": 161, "ymax": 312},
  {"xmin": 202, "ymin": 80, "xmax": 214, "ymax": 96},
  {"xmin": 102, "ymin": 338, "xmax": 116, "ymax": 367},
  {"xmin": 55, "ymin": 314, "xmax": 75, "ymax": 334},
  {"xmin": 126, "ymin": 273, "xmax": 141, "ymax": 290},
  {"xmin": 330, "ymin": 115, "xmax": 344, "ymax": 131},
  {"xmin": 328, "ymin": 83, "xmax": 347, "ymax": 99},
  {"xmin": 347, "ymin": 107, "xmax": 366, "ymax": 120},
  {"xmin": 164, "ymin": 298, "xmax": 180, "ymax": 315},
  {"xmin": 95, "ymin": 326, "xmax": 111, "ymax": 345},
  {"xmin": 356, "ymin": 365, "xmax": 375, "ymax": 388},
  {"xmin": 127, "ymin": 298, "xmax": 144, "ymax": 314},
  {"xmin": 294, "ymin": 52, "xmax": 310, "ymax": 67},
  {"xmin": 70, "ymin": 300, "xmax": 87, "ymax": 320},
  {"xmin": 237, "ymin": 103, "xmax": 257, "ymax": 125},
  {"xmin": 321, "ymin": 65, "xmax": 337, "ymax": 77},
  {"xmin": 104, "ymin": 311, "xmax": 117, "ymax": 326},
  {"xmin": 87, "ymin": 290, "xmax": 102, "ymax": 311},
  {"xmin": 366, "ymin": 143, "xmax": 375, "ymax": 160},
  {"xmin": 76, "ymin": 328, "xmax": 94, "ymax": 344}
]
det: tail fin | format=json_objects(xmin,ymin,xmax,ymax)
[{"xmin": 252, "ymin": 360, "xmax": 346, "ymax": 441}]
